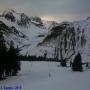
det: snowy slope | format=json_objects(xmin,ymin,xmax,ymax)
[
  {"xmin": 42, "ymin": 18, "xmax": 90, "ymax": 62},
  {"xmin": 0, "ymin": 9, "xmax": 49, "ymax": 56},
  {"xmin": 0, "ymin": 61, "xmax": 90, "ymax": 90},
  {"xmin": 1, "ymin": 9, "xmax": 90, "ymax": 60},
  {"xmin": 73, "ymin": 18, "xmax": 90, "ymax": 62}
]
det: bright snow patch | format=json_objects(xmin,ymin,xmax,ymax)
[{"xmin": 0, "ymin": 61, "xmax": 90, "ymax": 90}]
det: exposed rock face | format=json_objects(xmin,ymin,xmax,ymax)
[
  {"xmin": 42, "ymin": 20, "xmax": 90, "ymax": 61},
  {"xmin": 0, "ymin": 9, "xmax": 90, "ymax": 61}
]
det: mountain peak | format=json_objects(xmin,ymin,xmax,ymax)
[
  {"xmin": 2, "ymin": 9, "xmax": 16, "ymax": 22},
  {"xmin": 3, "ymin": 9, "xmax": 16, "ymax": 15}
]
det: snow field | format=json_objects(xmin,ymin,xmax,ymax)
[{"xmin": 0, "ymin": 61, "xmax": 90, "ymax": 90}]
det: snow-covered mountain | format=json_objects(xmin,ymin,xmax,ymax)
[
  {"xmin": 0, "ymin": 9, "xmax": 50, "ymax": 56},
  {"xmin": 42, "ymin": 18, "xmax": 90, "ymax": 62},
  {"xmin": 0, "ymin": 9, "xmax": 90, "ymax": 61},
  {"xmin": 42, "ymin": 20, "xmax": 59, "ymax": 30}
]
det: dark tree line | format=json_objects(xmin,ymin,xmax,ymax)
[{"xmin": 0, "ymin": 33, "xmax": 21, "ymax": 80}]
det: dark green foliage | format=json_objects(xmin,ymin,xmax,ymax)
[
  {"xmin": 0, "ymin": 33, "xmax": 21, "ymax": 80},
  {"xmin": 7, "ymin": 41, "xmax": 21, "ymax": 76},
  {"xmin": 0, "ymin": 32, "xmax": 7, "ymax": 79},
  {"xmin": 72, "ymin": 53, "xmax": 83, "ymax": 72}
]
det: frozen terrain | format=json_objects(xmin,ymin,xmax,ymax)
[
  {"xmin": 0, "ymin": 61, "xmax": 90, "ymax": 90},
  {"xmin": 1, "ymin": 9, "xmax": 90, "ymax": 60}
]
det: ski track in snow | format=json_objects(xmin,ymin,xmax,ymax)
[{"xmin": 0, "ymin": 61, "xmax": 90, "ymax": 90}]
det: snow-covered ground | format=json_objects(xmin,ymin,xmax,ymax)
[{"xmin": 0, "ymin": 61, "xmax": 90, "ymax": 90}]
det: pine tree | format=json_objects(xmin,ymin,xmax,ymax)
[
  {"xmin": 7, "ymin": 41, "xmax": 21, "ymax": 76},
  {"xmin": 0, "ymin": 32, "xmax": 7, "ymax": 79},
  {"xmin": 0, "ymin": 33, "xmax": 21, "ymax": 80},
  {"xmin": 72, "ymin": 53, "xmax": 83, "ymax": 71}
]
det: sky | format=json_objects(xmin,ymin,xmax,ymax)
[{"xmin": 0, "ymin": 0, "xmax": 90, "ymax": 22}]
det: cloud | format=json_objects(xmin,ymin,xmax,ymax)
[{"xmin": 0, "ymin": 0, "xmax": 90, "ymax": 22}]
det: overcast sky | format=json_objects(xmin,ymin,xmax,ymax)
[{"xmin": 0, "ymin": 0, "xmax": 90, "ymax": 22}]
